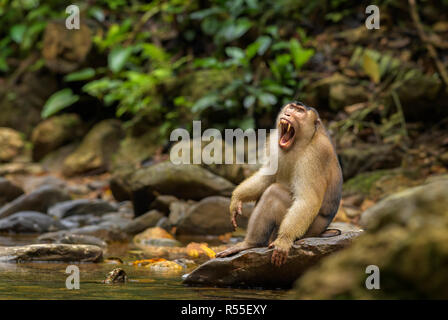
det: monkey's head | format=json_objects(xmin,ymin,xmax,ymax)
[{"xmin": 277, "ymin": 101, "xmax": 320, "ymax": 150}]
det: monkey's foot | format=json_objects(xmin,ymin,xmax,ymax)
[
  {"xmin": 320, "ymin": 228, "xmax": 341, "ymax": 238},
  {"xmin": 216, "ymin": 242, "xmax": 255, "ymax": 258}
]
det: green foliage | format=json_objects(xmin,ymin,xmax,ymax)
[
  {"xmin": 41, "ymin": 88, "xmax": 79, "ymax": 119},
  {"xmin": 3, "ymin": 0, "xmax": 320, "ymax": 132}
]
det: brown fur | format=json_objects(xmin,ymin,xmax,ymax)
[{"xmin": 216, "ymin": 102, "xmax": 343, "ymax": 266}]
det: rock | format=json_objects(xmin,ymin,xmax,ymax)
[
  {"xmin": 31, "ymin": 114, "xmax": 84, "ymax": 161},
  {"xmin": 0, "ymin": 186, "xmax": 71, "ymax": 219},
  {"xmin": 290, "ymin": 179, "xmax": 448, "ymax": 299},
  {"xmin": 0, "ymin": 244, "xmax": 102, "ymax": 262},
  {"xmin": 338, "ymin": 144, "xmax": 402, "ymax": 180},
  {"xmin": 103, "ymin": 268, "xmax": 128, "ymax": 284},
  {"xmin": 42, "ymin": 21, "xmax": 92, "ymax": 73},
  {"xmin": 133, "ymin": 227, "xmax": 181, "ymax": 247},
  {"xmin": 121, "ymin": 210, "xmax": 164, "ymax": 235},
  {"xmin": 20, "ymin": 175, "xmax": 67, "ymax": 193},
  {"xmin": 38, "ymin": 232, "xmax": 107, "ymax": 248},
  {"xmin": 176, "ymin": 196, "xmax": 252, "ymax": 235},
  {"xmin": 168, "ymin": 200, "xmax": 193, "ymax": 226},
  {"xmin": 149, "ymin": 195, "xmax": 179, "ymax": 214},
  {"xmin": 146, "ymin": 260, "xmax": 183, "ymax": 272},
  {"xmin": 40, "ymin": 143, "xmax": 78, "ymax": 172},
  {"xmin": 60, "ymin": 214, "xmax": 103, "ymax": 229},
  {"xmin": 123, "ymin": 161, "xmax": 235, "ymax": 215},
  {"xmin": 0, "ymin": 211, "xmax": 66, "ymax": 234},
  {"xmin": 40, "ymin": 225, "xmax": 128, "ymax": 243},
  {"xmin": 343, "ymin": 169, "xmax": 420, "ymax": 198},
  {"xmin": 48, "ymin": 199, "xmax": 118, "ymax": 219},
  {"xmin": 0, "ymin": 127, "xmax": 24, "ymax": 162},
  {"xmin": 0, "ymin": 163, "xmax": 44, "ymax": 176},
  {"xmin": 359, "ymin": 178, "xmax": 448, "ymax": 232},
  {"xmin": 183, "ymin": 230, "xmax": 361, "ymax": 288},
  {"xmin": 0, "ymin": 72, "xmax": 57, "ymax": 136},
  {"xmin": 0, "ymin": 178, "xmax": 24, "ymax": 206},
  {"xmin": 62, "ymin": 119, "xmax": 124, "ymax": 176},
  {"xmin": 329, "ymin": 83, "xmax": 369, "ymax": 111}
]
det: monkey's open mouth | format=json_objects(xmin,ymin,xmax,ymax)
[{"xmin": 279, "ymin": 118, "xmax": 295, "ymax": 148}]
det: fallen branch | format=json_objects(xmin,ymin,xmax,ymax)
[{"xmin": 408, "ymin": 0, "xmax": 448, "ymax": 88}]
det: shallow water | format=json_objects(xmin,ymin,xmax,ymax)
[{"xmin": 0, "ymin": 236, "xmax": 287, "ymax": 300}]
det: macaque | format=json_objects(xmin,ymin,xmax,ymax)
[{"xmin": 216, "ymin": 102, "xmax": 343, "ymax": 266}]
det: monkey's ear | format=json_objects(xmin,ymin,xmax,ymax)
[{"xmin": 315, "ymin": 118, "xmax": 321, "ymax": 126}]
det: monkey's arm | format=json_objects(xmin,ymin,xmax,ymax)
[
  {"xmin": 230, "ymin": 169, "xmax": 275, "ymax": 228},
  {"xmin": 270, "ymin": 184, "xmax": 325, "ymax": 266}
]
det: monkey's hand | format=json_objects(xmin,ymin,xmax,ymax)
[
  {"xmin": 229, "ymin": 197, "xmax": 243, "ymax": 229},
  {"xmin": 269, "ymin": 238, "xmax": 292, "ymax": 267}
]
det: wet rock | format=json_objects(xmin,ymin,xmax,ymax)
[
  {"xmin": 0, "ymin": 211, "xmax": 66, "ymax": 234},
  {"xmin": 38, "ymin": 232, "xmax": 107, "ymax": 248},
  {"xmin": 0, "ymin": 186, "xmax": 71, "ymax": 219},
  {"xmin": 62, "ymin": 119, "xmax": 124, "ymax": 176},
  {"xmin": 0, "ymin": 178, "xmax": 24, "ymax": 206},
  {"xmin": 41, "ymin": 225, "xmax": 128, "ymax": 243},
  {"xmin": 290, "ymin": 179, "xmax": 448, "ymax": 299},
  {"xmin": 123, "ymin": 161, "xmax": 235, "ymax": 215},
  {"xmin": 60, "ymin": 214, "xmax": 103, "ymax": 229},
  {"xmin": 183, "ymin": 229, "xmax": 361, "ymax": 288},
  {"xmin": 121, "ymin": 210, "xmax": 164, "ymax": 235},
  {"xmin": 103, "ymin": 268, "xmax": 128, "ymax": 284},
  {"xmin": 133, "ymin": 227, "xmax": 181, "ymax": 247},
  {"xmin": 48, "ymin": 199, "xmax": 118, "ymax": 219},
  {"xmin": 0, "ymin": 244, "xmax": 102, "ymax": 262},
  {"xmin": 31, "ymin": 114, "xmax": 84, "ymax": 161},
  {"xmin": 146, "ymin": 260, "xmax": 183, "ymax": 272},
  {"xmin": 176, "ymin": 196, "xmax": 252, "ymax": 235},
  {"xmin": 0, "ymin": 127, "xmax": 24, "ymax": 162}
]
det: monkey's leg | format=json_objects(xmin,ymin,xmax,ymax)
[
  {"xmin": 303, "ymin": 214, "xmax": 335, "ymax": 237},
  {"xmin": 216, "ymin": 183, "xmax": 292, "ymax": 258}
]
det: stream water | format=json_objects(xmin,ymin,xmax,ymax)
[{"xmin": 0, "ymin": 235, "xmax": 287, "ymax": 300}]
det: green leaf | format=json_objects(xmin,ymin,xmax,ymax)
[
  {"xmin": 290, "ymin": 39, "xmax": 314, "ymax": 69},
  {"xmin": 108, "ymin": 46, "xmax": 133, "ymax": 73},
  {"xmin": 225, "ymin": 47, "xmax": 245, "ymax": 60},
  {"xmin": 64, "ymin": 68, "xmax": 96, "ymax": 82},
  {"xmin": 362, "ymin": 52, "xmax": 381, "ymax": 83},
  {"xmin": 10, "ymin": 24, "xmax": 26, "ymax": 44},
  {"xmin": 192, "ymin": 94, "xmax": 219, "ymax": 113},
  {"xmin": 41, "ymin": 89, "xmax": 79, "ymax": 119}
]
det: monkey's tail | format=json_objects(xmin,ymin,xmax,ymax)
[{"xmin": 320, "ymin": 229, "xmax": 341, "ymax": 238}]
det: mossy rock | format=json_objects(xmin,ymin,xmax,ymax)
[
  {"xmin": 31, "ymin": 114, "xmax": 84, "ymax": 161},
  {"xmin": 62, "ymin": 119, "xmax": 124, "ymax": 176},
  {"xmin": 290, "ymin": 178, "xmax": 448, "ymax": 299}
]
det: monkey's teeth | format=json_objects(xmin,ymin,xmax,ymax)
[{"xmin": 287, "ymin": 123, "xmax": 291, "ymax": 132}]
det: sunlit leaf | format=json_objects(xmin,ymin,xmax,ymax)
[
  {"xmin": 41, "ymin": 89, "xmax": 79, "ymax": 119},
  {"xmin": 64, "ymin": 68, "xmax": 96, "ymax": 82},
  {"xmin": 10, "ymin": 24, "xmax": 26, "ymax": 44},
  {"xmin": 108, "ymin": 46, "xmax": 133, "ymax": 73},
  {"xmin": 362, "ymin": 52, "xmax": 381, "ymax": 83},
  {"xmin": 290, "ymin": 39, "xmax": 314, "ymax": 70}
]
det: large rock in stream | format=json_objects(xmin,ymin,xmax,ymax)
[
  {"xmin": 183, "ymin": 224, "xmax": 362, "ymax": 288},
  {"xmin": 0, "ymin": 244, "xmax": 102, "ymax": 262},
  {"xmin": 0, "ymin": 186, "xmax": 70, "ymax": 219},
  {"xmin": 290, "ymin": 177, "xmax": 448, "ymax": 299},
  {"xmin": 111, "ymin": 161, "xmax": 235, "ymax": 215},
  {"xmin": 0, "ymin": 211, "xmax": 66, "ymax": 233}
]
